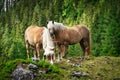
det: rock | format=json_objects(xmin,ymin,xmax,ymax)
[
  {"xmin": 32, "ymin": 57, "xmax": 39, "ymax": 62},
  {"xmin": 67, "ymin": 58, "xmax": 72, "ymax": 62},
  {"xmin": 28, "ymin": 63, "xmax": 38, "ymax": 70},
  {"xmin": 11, "ymin": 67, "xmax": 37, "ymax": 80},
  {"xmin": 67, "ymin": 59, "xmax": 70, "ymax": 62},
  {"xmin": 112, "ymin": 78, "xmax": 120, "ymax": 80},
  {"xmin": 71, "ymin": 71, "xmax": 89, "ymax": 78},
  {"xmin": 39, "ymin": 70, "xmax": 47, "ymax": 74},
  {"xmin": 72, "ymin": 63, "xmax": 81, "ymax": 67}
]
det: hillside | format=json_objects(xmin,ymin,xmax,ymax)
[{"xmin": 0, "ymin": 56, "xmax": 120, "ymax": 80}]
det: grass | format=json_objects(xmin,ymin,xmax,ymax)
[
  {"xmin": 0, "ymin": 59, "xmax": 31, "ymax": 80},
  {"xmin": 0, "ymin": 56, "xmax": 120, "ymax": 80},
  {"xmin": 54, "ymin": 56, "xmax": 120, "ymax": 80}
]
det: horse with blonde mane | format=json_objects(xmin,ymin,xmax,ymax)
[
  {"xmin": 47, "ymin": 21, "xmax": 90, "ymax": 61},
  {"xmin": 25, "ymin": 25, "xmax": 55, "ymax": 64}
]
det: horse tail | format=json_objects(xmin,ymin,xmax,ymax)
[{"xmin": 87, "ymin": 31, "xmax": 91, "ymax": 55}]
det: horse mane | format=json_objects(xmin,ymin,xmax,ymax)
[
  {"xmin": 42, "ymin": 27, "xmax": 55, "ymax": 55},
  {"xmin": 47, "ymin": 21, "xmax": 66, "ymax": 31},
  {"xmin": 42, "ymin": 27, "xmax": 47, "ymax": 50}
]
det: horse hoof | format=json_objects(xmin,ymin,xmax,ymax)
[
  {"xmin": 50, "ymin": 61, "xmax": 53, "ymax": 64},
  {"xmin": 80, "ymin": 58, "xmax": 85, "ymax": 61},
  {"xmin": 80, "ymin": 57, "xmax": 89, "ymax": 61},
  {"xmin": 67, "ymin": 59, "xmax": 70, "ymax": 62},
  {"xmin": 57, "ymin": 59, "xmax": 60, "ymax": 62}
]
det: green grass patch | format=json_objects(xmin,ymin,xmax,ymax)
[
  {"xmin": 0, "ymin": 59, "xmax": 61, "ymax": 80},
  {"xmin": 0, "ymin": 56, "xmax": 120, "ymax": 80}
]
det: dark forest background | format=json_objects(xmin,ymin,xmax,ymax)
[{"xmin": 0, "ymin": 0, "xmax": 120, "ymax": 62}]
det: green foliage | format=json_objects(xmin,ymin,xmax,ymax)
[
  {"xmin": 0, "ymin": 60, "xmax": 17, "ymax": 80},
  {"xmin": 0, "ymin": 59, "xmax": 61, "ymax": 79},
  {"xmin": 68, "ymin": 44, "xmax": 82, "ymax": 57},
  {"xmin": 36, "ymin": 60, "xmax": 60, "ymax": 73}
]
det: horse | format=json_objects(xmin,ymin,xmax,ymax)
[
  {"xmin": 24, "ymin": 25, "xmax": 55, "ymax": 64},
  {"xmin": 47, "ymin": 21, "xmax": 91, "ymax": 61}
]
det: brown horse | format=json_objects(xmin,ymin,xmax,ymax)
[
  {"xmin": 25, "ymin": 25, "xmax": 56, "ymax": 64},
  {"xmin": 24, "ymin": 25, "xmax": 44, "ymax": 60},
  {"xmin": 47, "ymin": 21, "xmax": 90, "ymax": 61}
]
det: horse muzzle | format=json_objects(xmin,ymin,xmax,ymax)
[{"xmin": 50, "ymin": 33, "xmax": 55, "ymax": 39}]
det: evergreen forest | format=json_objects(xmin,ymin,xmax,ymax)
[{"xmin": 0, "ymin": 0, "xmax": 120, "ymax": 61}]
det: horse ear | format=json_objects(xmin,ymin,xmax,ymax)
[{"xmin": 52, "ymin": 21, "xmax": 54, "ymax": 24}]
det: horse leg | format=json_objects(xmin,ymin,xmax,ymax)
[
  {"xmin": 26, "ymin": 41, "xmax": 30, "ymax": 59},
  {"xmin": 58, "ymin": 45, "xmax": 65, "ymax": 61},
  {"xmin": 58, "ymin": 52, "xmax": 60, "ymax": 62},
  {"xmin": 48, "ymin": 55, "xmax": 50, "ymax": 61},
  {"xmin": 64, "ymin": 45, "xmax": 68, "ymax": 58},
  {"xmin": 52, "ymin": 54, "xmax": 55, "ymax": 63},
  {"xmin": 53, "ymin": 43, "xmax": 56, "ymax": 61},
  {"xmin": 43, "ymin": 55, "xmax": 46, "ymax": 61},
  {"xmin": 50, "ymin": 54, "xmax": 53, "ymax": 64},
  {"xmin": 57, "ymin": 45, "xmax": 61, "ymax": 62},
  {"xmin": 86, "ymin": 38, "xmax": 90, "ymax": 56},
  {"xmin": 33, "ymin": 47, "xmax": 37, "ymax": 59},
  {"xmin": 83, "ymin": 38, "xmax": 90, "ymax": 57},
  {"xmin": 80, "ymin": 39, "xmax": 87, "ymax": 60},
  {"xmin": 60, "ymin": 45, "xmax": 65, "ymax": 60},
  {"xmin": 36, "ymin": 43, "xmax": 40, "ymax": 60},
  {"xmin": 53, "ymin": 53, "xmax": 55, "ymax": 61}
]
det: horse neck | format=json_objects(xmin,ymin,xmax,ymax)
[
  {"xmin": 55, "ymin": 23, "xmax": 67, "ymax": 35},
  {"xmin": 54, "ymin": 28, "xmax": 68, "ymax": 42},
  {"xmin": 54, "ymin": 22, "xmax": 66, "ymax": 30}
]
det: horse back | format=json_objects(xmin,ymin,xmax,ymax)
[
  {"xmin": 77, "ymin": 25, "xmax": 90, "ymax": 39},
  {"xmin": 25, "ymin": 25, "xmax": 44, "ymax": 46},
  {"xmin": 58, "ymin": 25, "xmax": 89, "ymax": 44}
]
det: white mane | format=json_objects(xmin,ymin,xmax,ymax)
[
  {"xmin": 47, "ymin": 21, "xmax": 66, "ymax": 31},
  {"xmin": 42, "ymin": 27, "xmax": 55, "ymax": 56}
]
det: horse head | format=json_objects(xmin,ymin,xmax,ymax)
[
  {"xmin": 47, "ymin": 21, "xmax": 56, "ymax": 38},
  {"xmin": 47, "ymin": 21, "xmax": 66, "ymax": 39}
]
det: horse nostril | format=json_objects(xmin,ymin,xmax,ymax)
[{"xmin": 50, "ymin": 33, "xmax": 54, "ymax": 37}]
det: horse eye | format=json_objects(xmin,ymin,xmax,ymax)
[{"xmin": 49, "ymin": 28, "xmax": 54, "ymax": 31}]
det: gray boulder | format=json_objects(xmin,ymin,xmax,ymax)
[
  {"xmin": 28, "ymin": 63, "xmax": 38, "ymax": 70},
  {"xmin": 71, "ymin": 71, "xmax": 89, "ymax": 78},
  {"xmin": 11, "ymin": 67, "xmax": 37, "ymax": 80}
]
